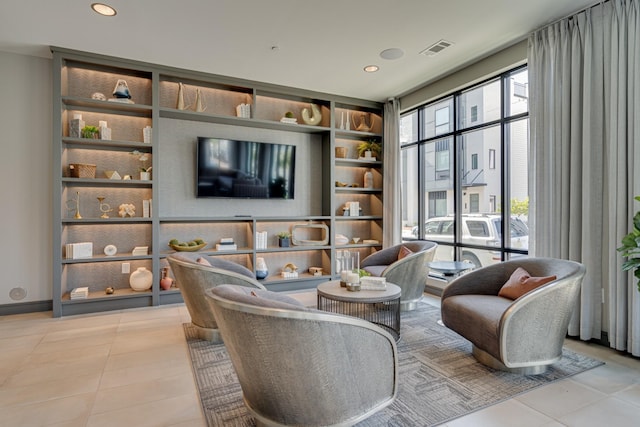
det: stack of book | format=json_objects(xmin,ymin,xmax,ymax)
[
  {"xmin": 360, "ymin": 276, "xmax": 387, "ymax": 291},
  {"xmin": 65, "ymin": 242, "xmax": 93, "ymax": 259},
  {"xmin": 70, "ymin": 287, "xmax": 89, "ymax": 299},
  {"xmin": 255, "ymin": 231, "xmax": 268, "ymax": 249},
  {"xmin": 236, "ymin": 103, "xmax": 251, "ymax": 118},
  {"xmin": 132, "ymin": 246, "xmax": 149, "ymax": 256},
  {"xmin": 216, "ymin": 238, "xmax": 237, "ymax": 251}
]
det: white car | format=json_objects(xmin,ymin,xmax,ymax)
[{"xmin": 414, "ymin": 214, "xmax": 529, "ymax": 268}]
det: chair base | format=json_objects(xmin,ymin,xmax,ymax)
[
  {"xmin": 192, "ymin": 323, "xmax": 223, "ymax": 344},
  {"xmin": 400, "ymin": 297, "xmax": 421, "ymax": 312},
  {"xmin": 472, "ymin": 345, "xmax": 549, "ymax": 375}
]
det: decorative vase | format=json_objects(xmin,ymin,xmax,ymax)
[
  {"xmin": 140, "ymin": 171, "xmax": 151, "ymax": 181},
  {"xmin": 364, "ymin": 169, "xmax": 373, "ymax": 189},
  {"xmin": 160, "ymin": 267, "xmax": 173, "ymax": 290},
  {"xmin": 255, "ymin": 257, "xmax": 268, "ymax": 279},
  {"xmin": 129, "ymin": 267, "xmax": 152, "ymax": 291}
]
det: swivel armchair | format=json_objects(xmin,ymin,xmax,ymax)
[
  {"xmin": 361, "ymin": 241, "xmax": 438, "ymax": 311},
  {"xmin": 167, "ymin": 253, "xmax": 265, "ymax": 343},
  {"xmin": 206, "ymin": 284, "xmax": 398, "ymax": 426},
  {"xmin": 440, "ymin": 257, "xmax": 585, "ymax": 374}
]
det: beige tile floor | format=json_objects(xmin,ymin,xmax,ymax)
[{"xmin": 0, "ymin": 292, "xmax": 639, "ymax": 427}]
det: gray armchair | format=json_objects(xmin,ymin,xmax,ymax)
[
  {"xmin": 167, "ymin": 253, "xmax": 265, "ymax": 343},
  {"xmin": 441, "ymin": 257, "xmax": 585, "ymax": 374},
  {"xmin": 361, "ymin": 241, "xmax": 438, "ymax": 311},
  {"xmin": 206, "ymin": 284, "xmax": 398, "ymax": 427}
]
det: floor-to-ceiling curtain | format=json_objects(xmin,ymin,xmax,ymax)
[
  {"xmin": 383, "ymin": 98, "xmax": 402, "ymax": 247},
  {"xmin": 528, "ymin": 0, "xmax": 640, "ymax": 355}
]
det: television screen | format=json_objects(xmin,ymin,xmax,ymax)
[{"xmin": 196, "ymin": 137, "xmax": 296, "ymax": 199}]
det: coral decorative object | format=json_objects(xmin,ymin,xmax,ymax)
[
  {"xmin": 129, "ymin": 267, "xmax": 152, "ymax": 291},
  {"xmin": 160, "ymin": 267, "xmax": 174, "ymax": 290}
]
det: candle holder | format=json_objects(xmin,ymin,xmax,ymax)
[
  {"xmin": 66, "ymin": 191, "xmax": 82, "ymax": 219},
  {"xmin": 97, "ymin": 196, "xmax": 113, "ymax": 218}
]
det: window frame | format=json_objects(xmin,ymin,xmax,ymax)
[{"xmin": 400, "ymin": 65, "xmax": 529, "ymax": 264}]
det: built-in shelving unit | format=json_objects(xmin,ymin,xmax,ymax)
[{"xmin": 52, "ymin": 47, "xmax": 384, "ymax": 317}]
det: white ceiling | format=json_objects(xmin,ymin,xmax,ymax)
[{"xmin": 0, "ymin": 0, "xmax": 596, "ymax": 102}]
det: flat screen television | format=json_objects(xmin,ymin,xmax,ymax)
[{"xmin": 196, "ymin": 137, "xmax": 296, "ymax": 199}]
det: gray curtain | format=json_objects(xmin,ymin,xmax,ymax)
[
  {"xmin": 528, "ymin": 0, "xmax": 640, "ymax": 355},
  {"xmin": 383, "ymin": 98, "xmax": 402, "ymax": 247}
]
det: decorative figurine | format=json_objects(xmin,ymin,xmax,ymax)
[{"xmin": 118, "ymin": 203, "xmax": 136, "ymax": 217}]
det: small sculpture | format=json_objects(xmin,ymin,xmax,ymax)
[
  {"xmin": 118, "ymin": 203, "xmax": 136, "ymax": 218},
  {"xmin": 177, "ymin": 82, "xmax": 187, "ymax": 110},
  {"xmin": 354, "ymin": 113, "xmax": 372, "ymax": 132},
  {"xmin": 92, "ymin": 92, "xmax": 106, "ymax": 101},
  {"xmin": 194, "ymin": 88, "xmax": 206, "ymax": 112},
  {"xmin": 301, "ymin": 104, "xmax": 322, "ymax": 126},
  {"xmin": 109, "ymin": 79, "xmax": 134, "ymax": 104}
]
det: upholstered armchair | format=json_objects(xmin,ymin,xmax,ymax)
[
  {"xmin": 441, "ymin": 257, "xmax": 585, "ymax": 374},
  {"xmin": 206, "ymin": 284, "xmax": 398, "ymax": 427},
  {"xmin": 361, "ymin": 241, "xmax": 438, "ymax": 311},
  {"xmin": 167, "ymin": 253, "xmax": 265, "ymax": 343}
]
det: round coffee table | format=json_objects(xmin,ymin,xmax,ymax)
[{"xmin": 317, "ymin": 280, "xmax": 401, "ymax": 341}]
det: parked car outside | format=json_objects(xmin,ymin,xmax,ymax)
[{"xmin": 413, "ymin": 214, "xmax": 529, "ymax": 268}]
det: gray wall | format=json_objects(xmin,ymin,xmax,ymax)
[
  {"xmin": 158, "ymin": 119, "xmax": 322, "ymax": 217},
  {"xmin": 399, "ymin": 40, "xmax": 527, "ymax": 111},
  {"xmin": 0, "ymin": 51, "xmax": 53, "ymax": 304}
]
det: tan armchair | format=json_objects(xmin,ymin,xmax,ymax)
[
  {"xmin": 361, "ymin": 241, "xmax": 438, "ymax": 311},
  {"xmin": 206, "ymin": 284, "xmax": 398, "ymax": 426},
  {"xmin": 167, "ymin": 254, "xmax": 265, "ymax": 343},
  {"xmin": 441, "ymin": 257, "xmax": 585, "ymax": 374}
]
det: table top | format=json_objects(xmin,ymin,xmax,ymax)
[
  {"xmin": 427, "ymin": 261, "xmax": 474, "ymax": 275},
  {"xmin": 317, "ymin": 280, "xmax": 401, "ymax": 303}
]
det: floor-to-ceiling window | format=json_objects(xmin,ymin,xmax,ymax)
[{"xmin": 400, "ymin": 66, "xmax": 529, "ymax": 268}]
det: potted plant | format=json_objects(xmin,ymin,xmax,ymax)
[
  {"xmin": 617, "ymin": 195, "xmax": 640, "ymax": 292},
  {"xmin": 357, "ymin": 140, "xmax": 382, "ymax": 159},
  {"xmin": 81, "ymin": 125, "xmax": 99, "ymax": 139},
  {"xmin": 277, "ymin": 231, "xmax": 291, "ymax": 247}
]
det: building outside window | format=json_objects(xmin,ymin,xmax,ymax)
[{"xmin": 400, "ymin": 66, "xmax": 529, "ymax": 269}]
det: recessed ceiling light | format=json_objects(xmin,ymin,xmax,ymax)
[
  {"xmin": 380, "ymin": 48, "xmax": 404, "ymax": 60},
  {"xmin": 91, "ymin": 3, "xmax": 117, "ymax": 16},
  {"xmin": 364, "ymin": 65, "xmax": 379, "ymax": 73}
]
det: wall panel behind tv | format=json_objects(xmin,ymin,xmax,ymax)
[{"xmin": 157, "ymin": 118, "xmax": 322, "ymax": 218}]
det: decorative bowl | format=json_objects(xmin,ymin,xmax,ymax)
[{"xmin": 169, "ymin": 242, "xmax": 207, "ymax": 252}]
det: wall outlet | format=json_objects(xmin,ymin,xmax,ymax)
[{"xmin": 122, "ymin": 263, "xmax": 130, "ymax": 274}]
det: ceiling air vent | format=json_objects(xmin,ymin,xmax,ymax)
[{"xmin": 420, "ymin": 39, "xmax": 454, "ymax": 57}]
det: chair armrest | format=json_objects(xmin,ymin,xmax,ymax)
[{"xmin": 499, "ymin": 273, "xmax": 583, "ymax": 366}]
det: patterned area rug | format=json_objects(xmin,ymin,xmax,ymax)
[{"xmin": 183, "ymin": 302, "xmax": 603, "ymax": 426}]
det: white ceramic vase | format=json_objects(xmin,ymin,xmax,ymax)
[
  {"xmin": 129, "ymin": 267, "xmax": 153, "ymax": 291},
  {"xmin": 255, "ymin": 257, "xmax": 268, "ymax": 279}
]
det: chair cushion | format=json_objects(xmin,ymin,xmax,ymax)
[
  {"xmin": 363, "ymin": 265, "xmax": 387, "ymax": 277},
  {"xmin": 397, "ymin": 245, "xmax": 413, "ymax": 260},
  {"xmin": 498, "ymin": 267, "xmax": 557, "ymax": 300},
  {"xmin": 441, "ymin": 294, "xmax": 513, "ymax": 360},
  {"xmin": 210, "ymin": 284, "xmax": 307, "ymax": 310}
]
